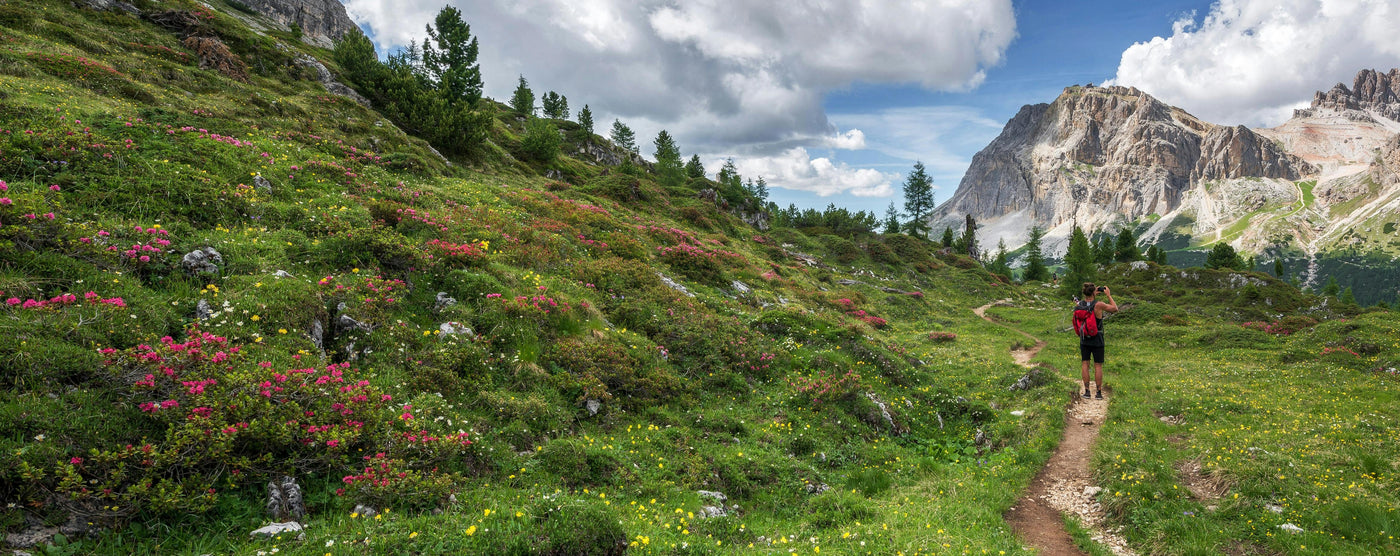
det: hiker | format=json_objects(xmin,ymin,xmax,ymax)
[{"xmin": 1074, "ymin": 282, "xmax": 1117, "ymax": 399}]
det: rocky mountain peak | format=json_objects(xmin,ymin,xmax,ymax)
[
  {"xmin": 235, "ymin": 0, "xmax": 357, "ymax": 49},
  {"xmin": 1297, "ymin": 68, "xmax": 1400, "ymax": 122},
  {"xmin": 934, "ymin": 84, "xmax": 1314, "ymax": 247}
]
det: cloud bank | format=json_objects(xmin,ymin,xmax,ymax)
[
  {"xmin": 342, "ymin": 0, "xmax": 1016, "ymax": 196},
  {"xmin": 1106, "ymin": 0, "xmax": 1400, "ymax": 127}
]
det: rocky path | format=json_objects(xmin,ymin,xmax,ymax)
[{"xmin": 973, "ymin": 301, "xmax": 1135, "ymax": 556}]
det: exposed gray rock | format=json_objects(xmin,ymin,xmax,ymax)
[
  {"xmin": 432, "ymin": 292, "xmax": 457, "ymax": 313},
  {"xmin": 1008, "ymin": 367, "xmax": 1045, "ymax": 391},
  {"xmin": 74, "ymin": 0, "xmax": 139, "ymax": 15},
  {"xmin": 294, "ymin": 54, "xmax": 371, "ymax": 107},
  {"xmin": 233, "ymin": 0, "xmax": 357, "ymax": 49},
  {"xmin": 352, "ymin": 504, "xmax": 377, "ymax": 518},
  {"xmin": 698, "ymin": 505, "xmax": 727, "ymax": 518},
  {"xmin": 195, "ymin": 299, "xmax": 212, "ymax": 320},
  {"xmin": 1278, "ymin": 523, "xmax": 1304, "ymax": 534},
  {"xmin": 309, "ymin": 318, "xmax": 324, "ymax": 351},
  {"xmin": 338, "ymin": 314, "xmax": 373, "ymax": 333},
  {"xmin": 6, "ymin": 525, "xmax": 58, "ymax": 548},
  {"xmin": 249, "ymin": 521, "xmax": 303, "ymax": 538},
  {"xmin": 697, "ymin": 490, "xmax": 727, "ymax": 503},
  {"xmin": 804, "ymin": 482, "xmax": 831, "ymax": 495},
  {"xmin": 439, "ymin": 321, "xmax": 473, "ymax": 337},
  {"xmin": 181, "ymin": 247, "xmax": 223, "ymax": 275},
  {"xmin": 253, "ymin": 174, "xmax": 272, "ymax": 191},
  {"xmin": 1129, "ymin": 261, "xmax": 1149, "ymax": 271},
  {"xmin": 657, "ymin": 273, "xmax": 694, "ymax": 297},
  {"xmin": 730, "ymin": 280, "xmax": 751, "ymax": 294},
  {"xmin": 585, "ymin": 399, "xmax": 601, "ymax": 416},
  {"xmin": 273, "ymin": 270, "xmax": 294, "ymax": 278}
]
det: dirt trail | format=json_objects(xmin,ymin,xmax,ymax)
[{"xmin": 973, "ymin": 300, "xmax": 1135, "ymax": 556}]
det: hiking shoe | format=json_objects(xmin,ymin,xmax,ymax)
[
  {"xmin": 1083, "ymin": 388, "xmax": 1091, "ymax": 398},
  {"xmin": 1095, "ymin": 390, "xmax": 1103, "ymax": 400}
]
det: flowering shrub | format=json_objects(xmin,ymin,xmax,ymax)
[
  {"xmin": 834, "ymin": 298, "xmax": 888, "ymax": 329},
  {"xmin": 928, "ymin": 331, "xmax": 957, "ymax": 343},
  {"xmin": 338, "ymin": 452, "xmax": 459, "ymax": 511},
  {"xmin": 424, "ymin": 239, "xmax": 487, "ymax": 267},
  {"xmin": 788, "ymin": 370, "xmax": 863, "ymax": 405},
  {"xmin": 26, "ymin": 330, "xmax": 473, "ymax": 521}
]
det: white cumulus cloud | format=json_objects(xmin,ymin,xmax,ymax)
[
  {"xmin": 726, "ymin": 148, "xmax": 896, "ymax": 197},
  {"xmin": 1106, "ymin": 0, "xmax": 1400, "ymax": 127},
  {"xmin": 341, "ymin": 0, "xmax": 1016, "ymax": 155}
]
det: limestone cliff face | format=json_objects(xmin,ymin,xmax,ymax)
[
  {"xmin": 237, "ymin": 0, "xmax": 357, "ymax": 48},
  {"xmin": 933, "ymin": 85, "xmax": 1314, "ymax": 244},
  {"xmin": 1300, "ymin": 69, "xmax": 1400, "ymax": 123}
]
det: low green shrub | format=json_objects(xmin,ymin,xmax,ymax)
[
  {"xmin": 805, "ymin": 490, "xmax": 876, "ymax": 529},
  {"xmin": 537, "ymin": 438, "xmax": 620, "ymax": 487}
]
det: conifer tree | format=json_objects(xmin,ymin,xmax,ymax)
[
  {"xmin": 1153, "ymin": 244, "xmax": 1168, "ymax": 264},
  {"xmin": 1340, "ymin": 286, "xmax": 1357, "ymax": 305},
  {"xmin": 754, "ymin": 176, "xmax": 769, "ymax": 202},
  {"xmin": 684, "ymin": 155, "xmax": 705, "ymax": 179},
  {"xmin": 882, "ymin": 203, "xmax": 901, "ymax": 234},
  {"xmin": 1273, "ymin": 258, "xmax": 1285, "ymax": 278},
  {"xmin": 1321, "ymin": 276, "xmax": 1341, "ymax": 298},
  {"xmin": 510, "ymin": 75, "xmax": 535, "ymax": 116},
  {"xmin": 989, "ymin": 238, "xmax": 1012, "ymax": 278},
  {"xmin": 422, "ymin": 6, "xmax": 482, "ymax": 108},
  {"xmin": 1093, "ymin": 234, "xmax": 1114, "ymax": 265},
  {"xmin": 1063, "ymin": 225, "xmax": 1097, "ymax": 298},
  {"xmin": 901, "ymin": 162, "xmax": 934, "ymax": 238},
  {"xmin": 1205, "ymin": 242, "xmax": 1244, "ymax": 270},
  {"xmin": 577, "ymin": 105, "xmax": 594, "ymax": 136},
  {"xmin": 941, "ymin": 226, "xmax": 955, "ymax": 248},
  {"xmin": 1114, "ymin": 228, "xmax": 1140, "ymax": 262},
  {"xmin": 609, "ymin": 119, "xmax": 637, "ymax": 154},
  {"xmin": 1022, "ymin": 226, "xmax": 1049, "ymax": 282},
  {"xmin": 541, "ymin": 92, "xmax": 569, "ymax": 119},
  {"xmin": 652, "ymin": 130, "xmax": 684, "ymax": 188}
]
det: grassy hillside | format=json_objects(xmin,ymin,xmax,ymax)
[{"xmin": 0, "ymin": 1, "xmax": 1396, "ymax": 555}]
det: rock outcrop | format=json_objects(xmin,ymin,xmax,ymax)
[
  {"xmin": 235, "ymin": 0, "xmax": 357, "ymax": 49},
  {"xmin": 1298, "ymin": 69, "xmax": 1400, "ymax": 123},
  {"xmin": 934, "ymin": 85, "xmax": 1314, "ymax": 248}
]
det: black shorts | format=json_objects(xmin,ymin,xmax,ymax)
[{"xmin": 1080, "ymin": 344, "xmax": 1104, "ymax": 363}]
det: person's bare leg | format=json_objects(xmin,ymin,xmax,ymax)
[
  {"xmin": 1094, "ymin": 362, "xmax": 1104, "ymax": 393},
  {"xmin": 1081, "ymin": 360, "xmax": 1091, "ymax": 393}
]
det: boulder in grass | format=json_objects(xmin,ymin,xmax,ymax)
[
  {"xmin": 249, "ymin": 522, "xmax": 303, "ymax": 538},
  {"xmin": 181, "ymin": 247, "xmax": 223, "ymax": 275}
]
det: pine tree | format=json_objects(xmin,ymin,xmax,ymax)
[
  {"xmin": 422, "ymin": 6, "xmax": 482, "ymax": 108},
  {"xmin": 882, "ymin": 203, "xmax": 901, "ymax": 234},
  {"xmin": 1114, "ymin": 228, "xmax": 1140, "ymax": 262},
  {"xmin": 1205, "ymin": 243, "xmax": 1244, "ymax": 270},
  {"xmin": 684, "ymin": 155, "xmax": 705, "ymax": 179},
  {"xmin": 577, "ymin": 105, "xmax": 594, "ymax": 136},
  {"xmin": 941, "ymin": 226, "xmax": 955, "ymax": 248},
  {"xmin": 652, "ymin": 130, "xmax": 684, "ymax": 188},
  {"xmin": 1063, "ymin": 225, "xmax": 1097, "ymax": 298},
  {"xmin": 754, "ymin": 176, "xmax": 769, "ymax": 202},
  {"xmin": 1340, "ymin": 286, "xmax": 1357, "ymax": 305},
  {"xmin": 540, "ymin": 92, "xmax": 567, "ymax": 118},
  {"xmin": 510, "ymin": 75, "xmax": 534, "ymax": 116},
  {"xmin": 1321, "ymin": 276, "xmax": 1341, "ymax": 298},
  {"xmin": 989, "ymin": 238, "xmax": 1011, "ymax": 278},
  {"xmin": 1093, "ymin": 234, "xmax": 1114, "ymax": 265},
  {"xmin": 609, "ymin": 119, "xmax": 637, "ymax": 154},
  {"xmin": 1153, "ymin": 245, "xmax": 1168, "ymax": 264},
  {"xmin": 1022, "ymin": 226, "xmax": 1049, "ymax": 282},
  {"xmin": 901, "ymin": 162, "xmax": 935, "ymax": 238},
  {"xmin": 1273, "ymin": 258, "xmax": 1285, "ymax": 278}
]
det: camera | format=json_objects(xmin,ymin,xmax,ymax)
[{"xmin": 1096, "ymin": 286, "xmax": 1106, "ymax": 292}]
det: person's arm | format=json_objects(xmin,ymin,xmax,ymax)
[{"xmin": 1098, "ymin": 288, "xmax": 1118, "ymax": 314}]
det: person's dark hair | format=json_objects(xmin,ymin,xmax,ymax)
[{"xmin": 1082, "ymin": 282, "xmax": 1096, "ymax": 298}]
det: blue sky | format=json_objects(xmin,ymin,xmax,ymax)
[
  {"xmin": 343, "ymin": 0, "xmax": 1400, "ymax": 218},
  {"xmin": 773, "ymin": 0, "xmax": 1212, "ymax": 217}
]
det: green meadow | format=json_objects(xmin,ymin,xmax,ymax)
[{"xmin": 0, "ymin": 1, "xmax": 1395, "ymax": 554}]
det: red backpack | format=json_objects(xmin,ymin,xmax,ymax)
[{"xmin": 1072, "ymin": 300, "xmax": 1099, "ymax": 339}]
